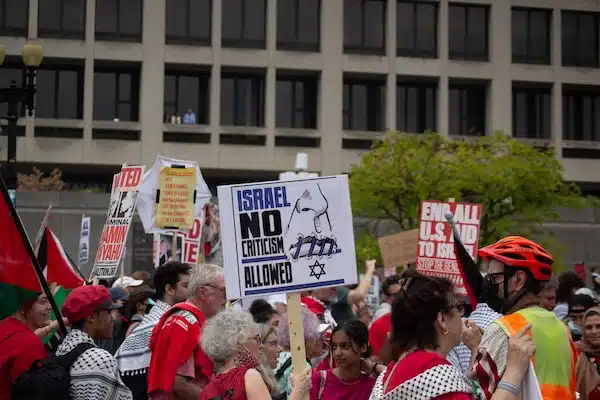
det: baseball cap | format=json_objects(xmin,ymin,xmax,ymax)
[
  {"xmin": 109, "ymin": 286, "xmax": 129, "ymax": 302},
  {"xmin": 112, "ymin": 276, "xmax": 144, "ymax": 289},
  {"xmin": 62, "ymin": 285, "xmax": 121, "ymax": 323},
  {"xmin": 576, "ymin": 287, "xmax": 597, "ymax": 300}
]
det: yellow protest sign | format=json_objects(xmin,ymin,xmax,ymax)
[{"xmin": 156, "ymin": 166, "xmax": 196, "ymax": 230}]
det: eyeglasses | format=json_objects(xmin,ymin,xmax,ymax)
[
  {"xmin": 204, "ymin": 284, "xmax": 226, "ymax": 297},
  {"xmin": 262, "ymin": 339, "xmax": 278, "ymax": 347},
  {"xmin": 485, "ymin": 272, "xmax": 508, "ymax": 285},
  {"xmin": 445, "ymin": 301, "xmax": 466, "ymax": 316}
]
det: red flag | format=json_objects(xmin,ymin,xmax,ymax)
[{"xmin": 39, "ymin": 227, "xmax": 85, "ymax": 289}]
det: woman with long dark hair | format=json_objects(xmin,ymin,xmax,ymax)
[
  {"xmin": 369, "ymin": 269, "xmax": 537, "ymax": 400},
  {"xmin": 310, "ymin": 320, "xmax": 381, "ymax": 400}
]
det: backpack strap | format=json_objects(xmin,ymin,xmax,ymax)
[
  {"xmin": 317, "ymin": 370, "xmax": 327, "ymax": 400},
  {"xmin": 275, "ymin": 357, "xmax": 292, "ymax": 381},
  {"xmin": 53, "ymin": 342, "xmax": 95, "ymax": 369}
]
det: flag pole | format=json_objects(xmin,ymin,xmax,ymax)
[{"xmin": 0, "ymin": 176, "xmax": 68, "ymax": 336}]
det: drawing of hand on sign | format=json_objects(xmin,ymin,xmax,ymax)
[{"xmin": 285, "ymin": 182, "xmax": 341, "ymax": 261}]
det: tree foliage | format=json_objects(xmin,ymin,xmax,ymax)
[
  {"xmin": 350, "ymin": 132, "xmax": 594, "ymax": 271},
  {"xmin": 17, "ymin": 167, "xmax": 65, "ymax": 192}
]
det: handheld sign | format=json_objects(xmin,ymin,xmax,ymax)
[
  {"xmin": 218, "ymin": 175, "xmax": 357, "ymax": 300},
  {"xmin": 90, "ymin": 165, "xmax": 145, "ymax": 280},
  {"xmin": 416, "ymin": 200, "xmax": 482, "ymax": 294}
]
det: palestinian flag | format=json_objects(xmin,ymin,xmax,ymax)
[
  {"xmin": 0, "ymin": 188, "xmax": 44, "ymax": 320},
  {"xmin": 38, "ymin": 227, "xmax": 86, "ymax": 290},
  {"xmin": 453, "ymin": 230, "xmax": 483, "ymax": 307}
]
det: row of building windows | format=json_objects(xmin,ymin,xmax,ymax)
[
  {"xmin": 2, "ymin": 0, "xmax": 600, "ymax": 67},
  {"xmin": 2, "ymin": 62, "xmax": 600, "ymax": 141}
]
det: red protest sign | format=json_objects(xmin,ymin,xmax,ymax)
[
  {"xmin": 416, "ymin": 200, "xmax": 482, "ymax": 294},
  {"xmin": 182, "ymin": 217, "xmax": 203, "ymax": 264}
]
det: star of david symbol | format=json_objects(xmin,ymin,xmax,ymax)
[{"xmin": 309, "ymin": 260, "xmax": 326, "ymax": 280}]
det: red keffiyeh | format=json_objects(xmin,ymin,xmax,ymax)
[{"xmin": 147, "ymin": 302, "xmax": 214, "ymax": 394}]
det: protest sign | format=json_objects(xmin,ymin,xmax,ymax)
[
  {"xmin": 378, "ymin": 229, "xmax": 419, "ymax": 268},
  {"xmin": 137, "ymin": 155, "xmax": 212, "ymax": 234},
  {"xmin": 90, "ymin": 166, "xmax": 145, "ymax": 279},
  {"xmin": 361, "ymin": 274, "xmax": 380, "ymax": 315},
  {"xmin": 218, "ymin": 175, "xmax": 357, "ymax": 300},
  {"xmin": 78, "ymin": 215, "xmax": 91, "ymax": 265},
  {"xmin": 181, "ymin": 217, "xmax": 203, "ymax": 264},
  {"xmin": 156, "ymin": 166, "xmax": 197, "ymax": 230},
  {"xmin": 416, "ymin": 200, "xmax": 482, "ymax": 294},
  {"xmin": 153, "ymin": 233, "xmax": 183, "ymax": 267}
]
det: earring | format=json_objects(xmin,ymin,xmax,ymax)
[{"xmin": 441, "ymin": 328, "xmax": 450, "ymax": 335}]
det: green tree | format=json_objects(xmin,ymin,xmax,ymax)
[{"xmin": 350, "ymin": 132, "xmax": 594, "ymax": 271}]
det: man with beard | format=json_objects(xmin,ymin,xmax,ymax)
[
  {"xmin": 468, "ymin": 236, "xmax": 577, "ymax": 399},
  {"xmin": 116, "ymin": 262, "xmax": 191, "ymax": 400},
  {"xmin": 148, "ymin": 264, "xmax": 226, "ymax": 400}
]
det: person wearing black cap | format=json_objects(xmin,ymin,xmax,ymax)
[{"xmin": 55, "ymin": 285, "xmax": 133, "ymax": 400}]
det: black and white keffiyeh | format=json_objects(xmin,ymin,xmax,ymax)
[
  {"xmin": 369, "ymin": 364, "xmax": 473, "ymax": 400},
  {"xmin": 115, "ymin": 300, "xmax": 171, "ymax": 375},
  {"xmin": 55, "ymin": 329, "xmax": 132, "ymax": 400}
]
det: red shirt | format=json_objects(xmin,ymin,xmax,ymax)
[
  {"xmin": 369, "ymin": 313, "xmax": 391, "ymax": 358},
  {"xmin": 0, "ymin": 317, "xmax": 47, "ymax": 400}
]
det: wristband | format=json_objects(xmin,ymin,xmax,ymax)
[{"xmin": 497, "ymin": 381, "xmax": 520, "ymax": 396}]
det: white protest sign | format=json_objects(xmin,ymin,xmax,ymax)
[
  {"xmin": 361, "ymin": 274, "xmax": 380, "ymax": 315},
  {"xmin": 416, "ymin": 200, "xmax": 482, "ymax": 294},
  {"xmin": 90, "ymin": 166, "xmax": 145, "ymax": 279},
  {"xmin": 181, "ymin": 216, "xmax": 203, "ymax": 265},
  {"xmin": 78, "ymin": 215, "xmax": 91, "ymax": 265},
  {"xmin": 218, "ymin": 175, "xmax": 357, "ymax": 300}
]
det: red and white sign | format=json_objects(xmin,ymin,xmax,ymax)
[
  {"xmin": 90, "ymin": 166, "xmax": 145, "ymax": 279},
  {"xmin": 416, "ymin": 200, "xmax": 482, "ymax": 294},
  {"xmin": 181, "ymin": 217, "xmax": 203, "ymax": 264}
]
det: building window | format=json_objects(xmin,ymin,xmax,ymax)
[
  {"xmin": 275, "ymin": 73, "xmax": 318, "ymax": 129},
  {"xmin": 0, "ymin": 65, "xmax": 25, "ymax": 117},
  {"xmin": 93, "ymin": 67, "xmax": 140, "ymax": 121},
  {"xmin": 449, "ymin": 3, "xmax": 489, "ymax": 61},
  {"xmin": 512, "ymin": 8, "xmax": 551, "ymax": 65},
  {"xmin": 563, "ymin": 86, "xmax": 600, "ymax": 141},
  {"xmin": 38, "ymin": 0, "xmax": 85, "ymax": 39},
  {"xmin": 35, "ymin": 65, "xmax": 84, "ymax": 119},
  {"xmin": 166, "ymin": 0, "xmax": 211, "ymax": 45},
  {"xmin": 164, "ymin": 69, "xmax": 210, "ymax": 125},
  {"xmin": 512, "ymin": 85, "xmax": 551, "ymax": 139},
  {"xmin": 95, "ymin": 0, "xmax": 143, "ymax": 42},
  {"xmin": 277, "ymin": 0, "xmax": 320, "ymax": 52},
  {"xmin": 344, "ymin": 0, "xmax": 386, "ymax": 55},
  {"xmin": 396, "ymin": 1, "xmax": 438, "ymax": 58},
  {"xmin": 342, "ymin": 75, "xmax": 386, "ymax": 131},
  {"xmin": 222, "ymin": 0, "xmax": 266, "ymax": 49},
  {"xmin": 0, "ymin": 0, "xmax": 29, "ymax": 36},
  {"xmin": 396, "ymin": 80, "xmax": 437, "ymax": 133},
  {"xmin": 562, "ymin": 11, "xmax": 599, "ymax": 68},
  {"xmin": 449, "ymin": 82, "xmax": 487, "ymax": 136},
  {"xmin": 220, "ymin": 71, "xmax": 265, "ymax": 127}
]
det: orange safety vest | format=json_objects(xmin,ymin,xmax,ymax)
[{"xmin": 495, "ymin": 306, "xmax": 578, "ymax": 400}]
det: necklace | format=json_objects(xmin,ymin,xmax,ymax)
[{"xmin": 335, "ymin": 372, "xmax": 365, "ymax": 386}]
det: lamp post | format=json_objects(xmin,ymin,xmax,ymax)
[{"xmin": 0, "ymin": 42, "xmax": 44, "ymax": 193}]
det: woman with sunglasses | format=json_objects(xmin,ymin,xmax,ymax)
[{"xmin": 369, "ymin": 269, "xmax": 536, "ymax": 400}]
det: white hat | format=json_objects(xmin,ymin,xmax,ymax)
[
  {"xmin": 267, "ymin": 293, "xmax": 287, "ymax": 307},
  {"xmin": 575, "ymin": 287, "xmax": 596, "ymax": 299},
  {"xmin": 112, "ymin": 276, "xmax": 144, "ymax": 289}
]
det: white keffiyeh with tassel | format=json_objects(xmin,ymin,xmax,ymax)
[{"xmin": 115, "ymin": 300, "xmax": 171, "ymax": 375}]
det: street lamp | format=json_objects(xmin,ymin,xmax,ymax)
[{"xmin": 0, "ymin": 42, "xmax": 44, "ymax": 191}]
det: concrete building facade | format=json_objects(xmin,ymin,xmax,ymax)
[{"xmin": 1, "ymin": 0, "xmax": 600, "ymax": 185}]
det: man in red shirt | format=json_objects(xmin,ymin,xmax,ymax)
[
  {"xmin": 148, "ymin": 264, "xmax": 226, "ymax": 399},
  {"xmin": 369, "ymin": 275, "xmax": 402, "ymax": 358},
  {"xmin": 0, "ymin": 294, "xmax": 63, "ymax": 399}
]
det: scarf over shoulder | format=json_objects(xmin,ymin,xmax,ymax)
[
  {"xmin": 576, "ymin": 307, "xmax": 600, "ymax": 398},
  {"xmin": 147, "ymin": 302, "xmax": 214, "ymax": 394}
]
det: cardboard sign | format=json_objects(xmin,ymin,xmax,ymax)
[
  {"xmin": 378, "ymin": 229, "xmax": 419, "ymax": 268},
  {"xmin": 416, "ymin": 200, "xmax": 482, "ymax": 294},
  {"xmin": 218, "ymin": 175, "xmax": 357, "ymax": 299},
  {"xmin": 90, "ymin": 166, "xmax": 145, "ymax": 279},
  {"xmin": 78, "ymin": 216, "xmax": 91, "ymax": 265},
  {"xmin": 156, "ymin": 166, "xmax": 197, "ymax": 230}
]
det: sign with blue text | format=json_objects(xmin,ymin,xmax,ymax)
[{"xmin": 218, "ymin": 175, "xmax": 357, "ymax": 300}]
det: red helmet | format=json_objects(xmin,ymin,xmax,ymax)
[{"xmin": 478, "ymin": 236, "xmax": 553, "ymax": 282}]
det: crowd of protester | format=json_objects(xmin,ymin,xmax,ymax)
[{"xmin": 4, "ymin": 236, "xmax": 600, "ymax": 399}]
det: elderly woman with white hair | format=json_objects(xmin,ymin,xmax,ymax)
[
  {"xmin": 199, "ymin": 310, "xmax": 310, "ymax": 400},
  {"xmin": 275, "ymin": 306, "xmax": 324, "ymax": 398}
]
